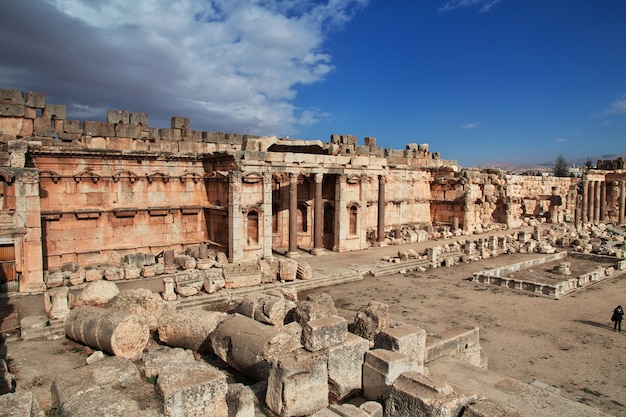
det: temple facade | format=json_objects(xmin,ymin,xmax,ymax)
[{"xmin": 1, "ymin": 88, "xmax": 624, "ymax": 292}]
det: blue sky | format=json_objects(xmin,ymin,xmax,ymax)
[{"xmin": 1, "ymin": 0, "xmax": 625, "ymax": 167}]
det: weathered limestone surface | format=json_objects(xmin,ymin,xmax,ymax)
[
  {"xmin": 210, "ymin": 313, "xmax": 301, "ymax": 381},
  {"xmin": 65, "ymin": 306, "xmax": 149, "ymax": 360},
  {"xmin": 43, "ymin": 286, "xmax": 71, "ymax": 320},
  {"xmin": 107, "ymin": 288, "xmax": 166, "ymax": 331},
  {"xmin": 226, "ymin": 383, "xmax": 256, "ymax": 417},
  {"xmin": 266, "ymin": 348, "xmax": 329, "ymax": 417},
  {"xmin": 279, "ymin": 258, "xmax": 298, "ymax": 281},
  {"xmin": 51, "ymin": 356, "xmax": 159, "ymax": 417},
  {"xmin": 157, "ymin": 308, "xmax": 225, "ymax": 353},
  {"xmin": 349, "ymin": 301, "xmax": 390, "ymax": 343},
  {"xmin": 327, "ymin": 332, "xmax": 370, "ymax": 401},
  {"xmin": 156, "ymin": 362, "xmax": 228, "ymax": 417},
  {"xmin": 142, "ymin": 346, "xmax": 196, "ymax": 378},
  {"xmin": 362, "ymin": 349, "xmax": 417, "ymax": 401},
  {"xmin": 425, "ymin": 326, "xmax": 485, "ymax": 367},
  {"xmin": 0, "ymin": 391, "xmax": 45, "ymax": 417},
  {"xmin": 294, "ymin": 300, "xmax": 335, "ymax": 326},
  {"xmin": 374, "ymin": 324, "xmax": 426, "ymax": 374},
  {"xmin": 73, "ymin": 280, "xmax": 120, "ymax": 307},
  {"xmin": 301, "ymin": 315, "xmax": 348, "ymax": 351},
  {"xmin": 236, "ymin": 293, "xmax": 296, "ymax": 328},
  {"xmin": 384, "ymin": 371, "xmax": 468, "ymax": 417}
]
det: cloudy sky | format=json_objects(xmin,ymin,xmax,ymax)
[{"xmin": 1, "ymin": 0, "xmax": 625, "ymax": 167}]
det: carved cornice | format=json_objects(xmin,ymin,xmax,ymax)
[
  {"xmin": 146, "ymin": 171, "xmax": 170, "ymax": 183},
  {"xmin": 73, "ymin": 170, "xmax": 100, "ymax": 183},
  {"xmin": 179, "ymin": 171, "xmax": 202, "ymax": 183},
  {"xmin": 112, "ymin": 170, "xmax": 139, "ymax": 183},
  {"xmin": 39, "ymin": 170, "xmax": 61, "ymax": 184}
]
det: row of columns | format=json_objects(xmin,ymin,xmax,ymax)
[
  {"xmin": 230, "ymin": 171, "xmax": 387, "ymax": 261},
  {"xmin": 581, "ymin": 180, "xmax": 626, "ymax": 225},
  {"xmin": 287, "ymin": 173, "xmax": 387, "ymax": 256}
]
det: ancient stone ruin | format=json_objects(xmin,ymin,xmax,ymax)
[{"xmin": 1, "ymin": 87, "xmax": 625, "ymax": 416}]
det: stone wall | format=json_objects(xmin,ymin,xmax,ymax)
[{"xmin": 1, "ymin": 87, "xmax": 624, "ymax": 292}]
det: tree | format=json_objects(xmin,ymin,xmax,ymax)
[
  {"xmin": 553, "ymin": 154, "xmax": 570, "ymax": 177},
  {"xmin": 584, "ymin": 157, "xmax": 593, "ymax": 173}
]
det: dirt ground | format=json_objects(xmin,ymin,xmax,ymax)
[
  {"xmin": 304, "ymin": 253, "xmax": 626, "ymax": 417},
  {"xmin": 2, "ymin": 247, "xmax": 626, "ymax": 416}
]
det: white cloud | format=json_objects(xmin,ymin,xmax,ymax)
[
  {"xmin": 298, "ymin": 108, "xmax": 331, "ymax": 126},
  {"xmin": 0, "ymin": 0, "xmax": 368, "ymax": 136},
  {"xmin": 439, "ymin": 0, "xmax": 503, "ymax": 13},
  {"xmin": 553, "ymin": 137, "xmax": 568, "ymax": 142},
  {"xmin": 605, "ymin": 95, "xmax": 626, "ymax": 114},
  {"xmin": 460, "ymin": 121, "xmax": 482, "ymax": 129}
]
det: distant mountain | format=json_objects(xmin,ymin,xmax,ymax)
[{"xmin": 475, "ymin": 154, "xmax": 625, "ymax": 171}]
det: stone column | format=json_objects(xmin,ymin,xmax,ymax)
[
  {"xmin": 312, "ymin": 173, "xmax": 324, "ymax": 255},
  {"xmin": 334, "ymin": 174, "xmax": 348, "ymax": 252},
  {"xmin": 594, "ymin": 180, "xmax": 601, "ymax": 224},
  {"xmin": 13, "ymin": 169, "xmax": 46, "ymax": 292},
  {"xmin": 600, "ymin": 181, "xmax": 607, "ymax": 222},
  {"xmin": 581, "ymin": 180, "xmax": 588, "ymax": 223},
  {"xmin": 375, "ymin": 175, "xmax": 386, "ymax": 246},
  {"xmin": 583, "ymin": 181, "xmax": 593, "ymax": 223},
  {"xmin": 228, "ymin": 171, "xmax": 244, "ymax": 262},
  {"xmin": 262, "ymin": 172, "xmax": 274, "ymax": 260},
  {"xmin": 619, "ymin": 180, "xmax": 626, "ymax": 224},
  {"xmin": 287, "ymin": 173, "xmax": 299, "ymax": 257}
]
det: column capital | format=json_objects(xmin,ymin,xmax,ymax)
[
  {"xmin": 229, "ymin": 170, "xmax": 242, "ymax": 183},
  {"xmin": 314, "ymin": 173, "xmax": 324, "ymax": 183}
]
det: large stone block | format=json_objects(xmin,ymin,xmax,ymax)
[
  {"xmin": 266, "ymin": 348, "xmax": 329, "ymax": 417},
  {"xmin": 279, "ymin": 258, "xmax": 298, "ymax": 281},
  {"xmin": 349, "ymin": 301, "xmax": 389, "ymax": 343},
  {"xmin": 223, "ymin": 263, "xmax": 262, "ymax": 288},
  {"xmin": 383, "ymin": 371, "xmax": 468, "ymax": 417},
  {"xmin": 293, "ymin": 300, "xmax": 334, "ymax": 326},
  {"xmin": 362, "ymin": 349, "xmax": 416, "ymax": 401},
  {"xmin": 143, "ymin": 346, "xmax": 196, "ymax": 378},
  {"xmin": 327, "ymin": 332, "xmax": 370, "ymax": 401},
  {"xmin": 0, "ymin": 103, "xmax": 24, "ymax": 117},
  {"xmin": 156, "ymin": 362, "xmax": 228, "ymax": 417},
  {"xmin": 302, "ymin": 315, "xmax": 348, "ymax": 351},
  {"xmin": 0, "ymin": 89, "xmax": 24, "ymax": 104},
  {"xmin": 158, "ymin": 308, "xmax": 225, "ymax": 353},
  {"xmin": 43, "ymin": 104, "xmax": 66, "ymax": 119},
  {"xmin": 51, "ymin": 356, "xmax": 142, "ymax": 414},
  {"xmin": 374, "ymin": 324, "xmax": 426, "ymax": 374},
  {"xmin": 425, "ymin": 326, "xmax": 484, "ymax": 367}
]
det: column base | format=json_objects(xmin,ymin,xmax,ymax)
[
  {"xmin": 372, "ymin": 241, "xmax": 387, "ymax": 248},
  {"xmin": 311, "ymin": 248, "xmax": 327, "ymax": 256},
  {"xmin": 286, "ymin": 251, "xmax": 301, "ymax": 259}
]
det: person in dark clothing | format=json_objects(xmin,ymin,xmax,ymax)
[{"xmin": 612, "ymin": 305, "xmax": 624, "ymax": 332}]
